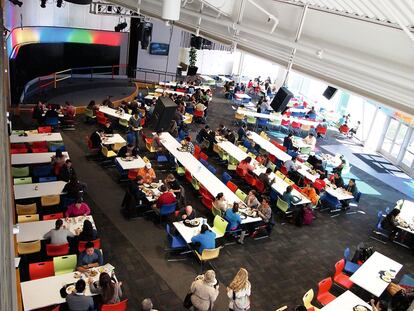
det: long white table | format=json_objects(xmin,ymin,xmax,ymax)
[
  {"xmin": 115, "ymin": 157, "xmax": 146, "ymax": 170},
  {"xmin": 101, "ymin": 134, "xmax": 126, "ymax": 145},
  {"xmin": 12, "ymin": 152, "xmax": 69, "ymax": 165},
  {"xmin": 350, "ymin": 252, "xmax": 403, "ymax": 297},
  {"xmin": 237, "ymin": 108, "xmax": 319, "ymax": 127},
  {"xmin": 321, "ymin": 290, "xmax": 372, "ymax": 311},
  {"xmin": 14, "ymin": 181, "xmax": 66, "ymax": 200},
  {"xmin": 267, "ymin": 171, "xmax": 311, "ymax": 205},
  {"xmin": 161, "ymin": 133, "xmax": 261, "ymax": 224},
  {"xmin": 324, "ymin": 179, "xmax": 354, "ymax": 201},
  {"xmin": 20, "ymin": 263, "xmax": 114, "ymax": 311},
  {"xmin": 99, "ymin": 106, "xmax": 132, "ymax": 121},
  {"xmin": 397, "ymin": 200, "xmax": 414, "ymax": 234},
  {"xmin": 10, "ymin": 133, "xmax": 63, "ymax": 144},
  {"xmin": 17, "ymin": 215, "xmax": 95, "ymax": 242},
  {"xmin": 247, "ymin": 132, "xmax": 292, "ymax": 162},
  {"xmin": 155, "ymin": 88, "xmax": 186, "ymax": 96}
]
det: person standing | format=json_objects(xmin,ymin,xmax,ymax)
[
  {"xmin": 190, "ymin": 270, "xmax": 219, "ymax": 311},
  {"xmin": 227, "ymin": 268, "xmax": 251, "ymax": 311},
  {"xmin": 129, "ymin": 112, "xmax": 141, "ymax": 149}
]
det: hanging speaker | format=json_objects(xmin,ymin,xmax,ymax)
[
  {"xmin": 270, "ymin": 87, "xmax": 293, "ymax": 112},
  {"xmin": 141, "ymin": 22, "xmax": 152, "ymax": 49},
  {"xmin": 323, "ymin": 86, "xmax": 337, "ymax": 100}
]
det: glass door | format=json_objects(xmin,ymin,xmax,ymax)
[
  {"xmin": 401, "ymin": 131, "xmax": 414, "ymax": 172},
  {"xmin": 381, "ymin": 118, "xmax": 400, "ymax": 154}
]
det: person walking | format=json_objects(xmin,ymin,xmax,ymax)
[{"xmin": 227, "ymin": 268, "xmax": 251, "ymax": 311}]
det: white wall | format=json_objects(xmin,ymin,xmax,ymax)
[{"xmin": 179, "ymin": 48, "xmax": 234, "ymax": 75}]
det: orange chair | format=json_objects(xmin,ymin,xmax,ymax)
[
  {"xmin": 333, "ymin": 259, "xmax": 354, "ymax": 289},
  {"xmin": 46, "ymin": 243, "xmax": 69, "ymax": 257},
  {"xmin": 244, "ymin": 173, "xmax": 256, "ymax": 187},
  {"xmin": 29, "ymin": 261, "xmax": 54, "ymax": 280},
  {"xmin": 43, "ymin": 213, "xmax": 64, "ymax": 220},
  {"xmin": 316, "ymin": 277, "xmax": 336, "ymax": 305},
  {"xmin": 101, "ymin": 299, "xmax": 128, "ymax": 311},
  {"xmin": 226, "ymin": 181, "xmax": 238, "ymax": 193},
  {"xmin": 201, "ymin": 193, "xmax": 214, "ymax": 210},
  {"xmin": 38, "ymin": 126, "xmax": 52, "ymax": 133},
  {"xmin": 78, "ymin": 239, "xmax": 101, "ymax": 253}
]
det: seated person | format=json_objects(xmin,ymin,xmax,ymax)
[
  {"xmin": 245, "ymin": 190, "xmax": 260, "ymax": 209},
  {"xmin": 66, "ymin": 199, "xmax": 91, "ymax": 218},
  {"xmin": 103, "ymin": 121, "xmax": 114, "ymax": 134},
  {"xmin": 225, "ymin": 203, "xmax": 241, "ymax": 231},
  {"xmin": 217, "ymin": 124, "xmax": 227, "ymax": 136},
  {"xmin": 349, "ymin": 121, "xmax": 361, "ymax": 137},
  {"xmin": 191, "ymin": 224, "xmax": 216, "ymax": 254},
  {"xmin": 306, "ymin": 153, "xmax": 319, "ymax": 168},
  {"xmin": 89, "ymin": 272, "xmax": 123, "ymax": 305},
  {"xmin": 225, "ymin": 130, "xmax": 236, "ymax": 144},
  {"xmin": 196, "ymin": 125, "xmax": 211, "ymax": 144},
  {"xmin": 301, "ymin": 183, "xmax": 318, "ymax": 206},
  {"xmin": 255, "ymin": 197, "xmax": 273, "ymax": 234},
  {"xmin": 237, "ymin": 157, "xmax": 255, "ymax": 176},
  {"xmin": 51, "ymin": 149, "xmax": 67, "ymax": 176},
  {"xmin": 332, "ymin": 158, "xmax": 346, "ymax": 175},
  {"xmin": 303, "ymin": 133, "xmax": 316, "ymax": 149},
  {"xmin": 258, "ymin": 168, "xmax": 273, "ymax": 191},
  {"xmin": 177, "ymin": 205, "xmax": 196, "ymax": 221},
  {"xmin": 137, "ymin": 162, "xmax": 156, "ymax": 184},
  {"xmin": 213, "ymin": 192, "xmax": 228, "ymax": 212},
  {"xmin": 284, "ymin": 156, "xmax": 301, "ymax": 184},
  {"xmin": 342, "ymin": 178, "xmax": 359, "ymax": 209},
  {"xmin": 90, "ymin": 129, "xmax": 104, "ymax": 149},
  {"xmin": 283, "ymin": 133, "xmax": 295, "ymax": 151},
  {"xmin": 63, "ymin": 176, "xmax": 86, "ymax": 200},
  {"xmin": 66, "ymin": 279, "xmax": 94, "ymax": 311},
  {"xmin": 45, "ymin": 107, "xmax": 59, "ymax": 119},
  {"xmin": 151, "ymin": 131, "xmax": 163, "ymax": 151},
  {"xmin": 281, "ymin": 186, "xmax": 301, "ymax": 209},
  {"xmin": 117, "ymin": 143, "xmax": 138, "ymax": 158},
  {"xmin": 381, "ymin": 209, "xmax": 401, "ymax": 240},
  {"xmin": 313, "ymin": 159, "xmax": 327, "ymax": 180},
  {"xmin": 164, "ymin": 174, "xmax": 181, "ymax": 195},
  {"xmin": 329, "ymin": 172, "xmax": 344, "ymax": 189},
  {"xmin": 156, "ymin": 185, "xmax": 176, "ymax": 209},
  {"xmin": 77, "ymin": 241, "xmax": 103, "ymax": 272},
  {"xmin": 179, "ymin": 137, "xmax": 195, "ymax": 154},
  {"xmin": 77, "ymin": 219, "xmax": 98, "ymax": 242},
  {"xmin": 44, "ymin": 219, "xmax": 74, "ymax": 245},
  {"xmin": 58, "ymin": 159, "xmax": 76, "ymax": 182},
  {"xmin": 237, "ymin": 124, "xmax": 247, "ymax": 142},
  {"xmin": 315, "ymin": 119, "xmax": 328, "ymax": 137}
]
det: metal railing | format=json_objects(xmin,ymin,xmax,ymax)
[{"xmin": 133, "ymin": 67, "xmax": 179, "ymax": 85}]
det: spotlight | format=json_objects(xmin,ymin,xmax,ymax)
[
  {"xmin": 114, "ymin": 22, "xmax": 127, "ymax": 32},
  {"xmin": 57, "ymin": 0, "xmax": 63, "ymax": 7},
  {"xmin": 40, "ymin": 0, "xmax": 47, "ymax": 8},
  {"xmin": 9, "ymin": 0, "xmax": 23, "ymax": 6}
]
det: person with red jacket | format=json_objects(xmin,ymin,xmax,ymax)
[{"xmin": 156, "ymin": 185, "xmax": 176, "ymax": 209}]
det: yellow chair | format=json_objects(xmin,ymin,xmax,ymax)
[
  {"xmin": 303, "ymin": 289, "xmax": 320, "ymax": 311},
  {"xmin": 41, "ymin": 195, "xmax": 60, "ymax": 207},
  {"xmin": 25, "ymin": 130, "xmax": 38, "ymax": 135},
  {"xmin": 118, "ymin": 118, "xmax": 129, "ymax": 129},
  {"xmin": 275, "ymin": 170, "xmax": 286, "ymax": 180},
  {"xmin": 112, "ymin": 142, "xmax": 126, "ymax": 153},
  {"xmin": 16, "ymin": 203, "xmax": 37, "ymax": 215},
  {"xmin": 234, "ymin": 112, "xmax": 245, "ymax": 123},
  {"xmin": 275, "ymin": 307, "xmax": 288, "ymax": 311},
  {"xmin": 101, "ymin": 145, "xmax": 117, "ymax": 158},
  {"xmin": 195, "ymin": 246, "xmax": 223, "ymax": 271},
  {"xmin": 247, "ymin": 152, "xmax": 256, "ymax": 159},
  {"xmin": 142, "ymin": 156, "xmax": 150, "ymax": 163},
  {"xmin": 145, "ymin": 141, "xmax": 157, "ymax": 153},
  {"xmin": 259, "ymin": 131, "xmax": 268, "ymax": 139},
  {"xmin": 284, "ymin": 178, "xmax": 295, "ymax": 186},
  {"xmin": 17, "ymin": 240, "xmax": 41, "ymax": 255},
  {"xmin": 18, "ymin": 214, "xmax": 40, "ymax": 223},
  {"xmin": 184, "ymin": 113, "xmax": 193, "ymax": 125}
]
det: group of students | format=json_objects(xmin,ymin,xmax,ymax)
[{"xmin": 32, "ymin": 101, "xmax": 76, "ymax": 125}]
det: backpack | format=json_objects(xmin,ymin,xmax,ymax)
[{"xmin": 303, "ymin": 207, "xmax": 314, "ymax": 225}]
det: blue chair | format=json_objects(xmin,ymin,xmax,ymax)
[
  {"xmin": 207, "ymin": 165, "xmax": 217, "ymax": 174},
  {"xmin": 269, "ymin": 188, "xmax": 278, "ymax": 202},
  {"xmin": 343, "ymin": 247, "xmax": 360, "ymax": 274},
  {"xmin": 257, "ymin": 118, "xmax": 268, "ymax": 130},
  {"xmin": 399, "ymin": 274, "xmax": 414, "ymax": 289},
  {"xmin": 320, "ymin": 192, "xmax": 341, "ymax": 212},
  {"xmin": 32, "ymin": 165, "xmax": 52, "ymax": 178},
  {"xmin": 156, "ymin": 153, "xmax": 169, "ymax": 163},
  {"xmin": 200, "ymin": 159, "xmax": 208, "ymax": 167},
  {"xmin": 369, "ymin": 211, "xmax": 389, "ymax": 244},
  {"xmin": 39, "ymin": 176, "xmax": 57, "ymax": 183},
  {"xmin": 159, "ymin": 203, "xmax": 177, "ymax": 219},
  {"xmin": 243, "ymin": 140, "xmax": 253, "ymax": 150},
  {"xmin": 222, "ymin": 172, "xmax": 232, "ymax": 185},
  {"xmin": 185, "ymin": 107, "xmax": 194, "ymax": 114},
  {"xmin": 166, "ymin": 224, "xmax": 187, "ymax": 249},
  {"xmin": 49, "ymin": 144, "xmax": 65, "ymax": 152},
  {"xmin": 45, "ymin": 117, "xmax": 59, "ymax": 127}
]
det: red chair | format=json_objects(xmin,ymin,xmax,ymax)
[
  {"xmin": 226, "ymin": 181, "xmax": 238, "ymax": 193},
  {"xmin": 255, "ymin": 179, "xmax": 266, "ymax": 193},
  {"xmin": 268, "ymin": 154, "xmax": 277, "ymax": 163},
  {"xmin": 244, "ymin": 173, "xmax": 256, "ymax": 187},
  {"xmin": 43, "ymin": 213, "xmax": 64, "ymax": 221},
  {"xmin": 29, "ymin": 261, "xmax": 54, "ymax": 280},
  {"xmin": 32, "ymin": 141, "xmax": 48, "ymax": 149},
  {"xmin": 38, "ymin": 126, "xmax": 52, "ymax": 133},
  {"xmin": 281, "ymin": 119, "xmax": 290, "ymax": 127},
  {"xmin": 199, "ymin": 186, "xmax": 213, "ymax": 199},
  {"xmin": 78, "ymin": 239, "xmax": 101, "ymax": 253},
  {"xmin": 11, "ymin": 148, "xmax": 28, "ymax": 154},
  {"xmin": 316, "ymin": 126, "xmax": 327, "ymax": 137},
  {"xmin": 46, "ymin": 243, "xmax": 69, "ymax": 257},
  {"xmin": 201, "ymin": 193, "xmax": 214, "ymax": 210},
  {"xmin": 316, "ymin": 277, "xmax": 336, "ymax": 305},
  {"xmin": 85, "ymin": 136, "xmax": 100, "ymax": 154},
  {"xmin": 313, "ymin": 179, "xmax": 326, "ymax": 192},
  {"xmin": 11, "ymin": 143, "xmax": 27, "ymax": 149},
  {"xmin": 101, "ymin": 299, "xmax": 128, "ymax": 311},
  {"xmin": 194, "ymin": 110, "xmax": 204, "ymax": 118},
  {"xmin": 334, "ymin": 259, "xmax": 354, "ymax": 289},
  {"xmin": 51, "ymin": 306, "xmax": 60, "ymax": 311},
  {"xmin": 280, "ymin": 166, "xmax": 288, "ymax": 176},
  {"xmin": 32, "ymin": 147, "xmax": 49, "ymax": 153},
  {"xmin": 236, "ymin": 167, "xmax": 246, "ymax": 178},
  {"xmin": 199, "ymin": 152, "xmax": 208, "ymax": 161},
  {"xmin": 185, "ymin": 170, "xmax": 192, "ymax": 183},
  {"xmin": 97, "ymin": 115, "xmax": 109, "ymax": 126},
  {"xmin": 194, "ymin": 145, "xmax": 201, "ymax": 159},
  {"xmin": 292, "ymin": 184, "xmax": 302, "ymax": 193},
  {"xmin": 339, "ymin": 124, "xmax": 349, "ymax": 135},
  {"xmin": 127, "ymin": 169, "xmax": 138, "ymax": 180}
]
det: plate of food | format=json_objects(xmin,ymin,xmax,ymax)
[
  {"xmin": 190, "ymin": 219, "xmax": 200, "ymax": 226},
  {"xmin": 353, "ymin": 305, "xmax": 369, "ymax": 311},
  {"xmin": 89, "ymin": 269, "xmax": 98, "ymax": 277},
  {"xmin": 73, "ymin": 271, "xmax": 82, "ymax": 279},
  {"xmin": 379, "ymin": 270, "xmax": 395, "ymax": 283},
  {"xmin": 66, "ymin": 285, "xmax": 76, "ymax": 294},
  {"xmin": 143, "ymin": 183, "xmax": 150, "ymax": 188},
  {"xmin": 150, "ymin": 183, "xmax": 159, "ymax": 188}
]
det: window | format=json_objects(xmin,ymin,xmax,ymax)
[
  {"xmin": 382, "ymin": 119, "xmax": 399, "ymax": 153},
  {"xmin": 402, "ymin": 131, "xmax": 414, "ymax": 168}
]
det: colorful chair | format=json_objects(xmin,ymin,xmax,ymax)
[
  {"xmin": 78, "ymin": 239, "xmax": 101, "ymax": 253},
  {"xmin": 43, "ymin": 213, "xmax": 64, "ymax": 220},
  {"xmin": 316, "ymin": 277, "xmax": 336, "ymax": 305},
  {"xmin": 226, "ymin": 181, "xmax": 238, "ymax": 193},
  {"xmin": 46, "ymin": 243, "xmax": 70, "ymax": 257},
  {"xmin": 343, "ymin": 247, "xmax": 360, "ymax": 274},
  {"xmin": 194, "ymin": 247, "xmax": 223, "ymax": 271},
  {"xmin": 29, "ymin": 261, "xmax": 55, "ymax": 280},
  {"xmin": 53, "ymin": 254, "xmax": 77, "ymax": 275},
  {"xmin": 16, "ymin": 203, "xmax": 37, "ymax": 215},
  {"xmin": 235, "ymin": 189, "xmax": 247, "ymax": 202},
  {"xmin": 302, "ymin": 289, "xmax": 320, "ymax": 311},
  {"xmin": 101, "ymin": 299, "xmax": 128, "ymax": 311},
  {"xmin": 12, "ymin": 166, "xmax": 30, "ymax": 178},
  {"xmin": 166, "ymin": 224, "xmax": 186, "ymax": 249},
  {"xmin": 211, "ymin": 215, "xmax": 228, "ymax": 238},
  {"xmin": 17, "ymin": 240, "xmax": 41, "ymax": 255},
  {"xmin": 333, "ymin": 259, "xmax": 354, "ymax": 289},
  {"xmin": 41, "ymin": 195, "xmax": 61, "ymax": 207},
  {"xmin": 18, "ymin": 214, "xmax": 40, "ymax": 223},
  {"xmin": 14, "ymin": 177, "xmax": 33, "ymax": 185}
]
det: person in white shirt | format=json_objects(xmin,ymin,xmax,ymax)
[
  {"xmin": 227, "ymin": 268, "xmax": 251, "ymax": 311},
  {"xmin": 141, "ymin": 298, "xmax": 158, "ymax": 311},
  {"xmin": 303, "ymin": 133, "xmax": 316, "ymax": 149}
]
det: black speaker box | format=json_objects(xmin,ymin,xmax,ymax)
[
  {"xmin": 148, "ymin": 97, "xmax": 177, "ymax": 131},
  {"xmin": 323, "ymin": 86, "xmax": 337, "ymax": 100},
  {"xmin": 270, "ymin": 87, "xmax": 293, "ymax": 112}
]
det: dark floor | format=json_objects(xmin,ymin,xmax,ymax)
[{"xmin": 14, "ymin": 87, "xmax": 414, "ymax": 310}]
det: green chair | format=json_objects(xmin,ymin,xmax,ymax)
[
  {"xmin": 276, "ymin": 197, "xmax": 293, "ymax": 219},
  {"xmin": 227, "ymin": 156, "xmax": 238, "ymax": 171},
  {"xmin": 12, "ymin": 166, "xmax": 30, "ymax": 178},
  {"xmin": 235, "ymin": 189, "xmax": 247, "ymax": 202},
  {"xmin": 218, "ymin": 149, "xmax": 229, "ymax": 161},
  {"xmin": 84, "ymin": 108, "xmax": 96, "ymax": 120},
  {"xmin": 246, "ymin": 116, "xmax": 257, "ymax": 127},
  {"xmin": 119, "ymin": 118, "xmax": 129, "ymax": 129},
  {"xmin": 191, "ymin": 177, "xmax": 200, "ymax": 191},
  {"xmin": 266, "ymin": 162, "xmax": 276, "ymax": 172},
  {"xmin": 212, "ymin": 206, "xmax": 223, "ymax": 218},
  {"xmin": 300, "ymin": 146, "xmax": 312, "ymax": 155},
  {"xmin": 14, "ymin": 177, "xmax": 33, "ymax": 185},
  {"xmin": 211, "ymin": 215, "xmax": 228, "ymax": 238},
  {"xmin": 176, "ymin": 166, "xmax": 185, "ymax": 176},
  {"xmin": 53, "ymin": 254, "xmax": 77, "ymax": 275},
  {"xmin": 12, "ymin": 130, "xmax": 25, "ymax": 135}
]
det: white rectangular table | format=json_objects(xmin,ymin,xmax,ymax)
[
  {"xmin": 234, "ymin": 93, "xmax": 251, "ymax": 101},
  {"xmin": 115, "ymin": 157, "xmax": 146, "ymax": 170},
  {"xmin": 14, "ymin": 181, "xmax": 67, "ymax": 200},
  {"xmin": 145, "ymin": 94, "xmax": 159, "ymax": 100},
  {"xmin": 247, "ymin": 132, "xmax": 292, "ymax": 162},
  {"xmin": 101, "ymin": 134, "xmax": 126, "ymax": 145},
  {"xmin": 321, "ymin": 290, "xmax": 372, "ymax": 311},
  {"xmin": 397, "ymin": 200, "xmax": 414, "ymax": 233},
  {"xmin": 237, "ymin": 108, "xmax": 319, "ymax": 127},
  {"xmin": 155, "ymin": 88, "xmax": 186, "ymax": 96},
  {"xmin": 17, "ymin": 216, "xmax": 95, "ymax": 242},
  {"xmin": 161, "ymin": 133, "xmax": 261, "ymax": 224},
  {"xmin": 173, "ymin": 218, "xmax": 213, "ymax": 244},
  {"xmin": 20, "ymin": 263, "xmax": 114, "ymax": 311},
  {"xmin": 297, "ymin": 167, "xmax": 320, "ymax": 183},
  {"xmin": 10, "ymin": 133, "xmax": 63, "ymax": 144},
  {"xmin": 99, "ymin": 106, "xmax": 132, "ymax": 121},
  {"xmin": 323, "ymin": 179, "xmax": 354, "ymax": 201},
  {"xmin": 12, "ymin": 152, "xmax": 69, "ymax": 165},
  {"xmin": 350, "ymin": 251, "xmax": 403, "ymax": 297},
  {"xmin": 268, "ymin": 173, "xmax": 311, "ymax": 205}
]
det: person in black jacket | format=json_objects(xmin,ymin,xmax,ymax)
[
  {"xmin": 103, "ymin": 121, "xmax": 114, "ymax": 134},
  {"xmin": 90, "ymin": 129, "xmax": 104, "ymax": 149},
  {"xmin": 117, "ymin": 144, "xmax": 138, "ymax": 158},
  {"xmin": 381, "ymin": 208, "xmax": 401, "ymax": 239},
  {"xmin": 283, "ymin": 133, "xmax": 295, "ymax": 152},
  {"xmin": 58, "ymin": 159, "xmax": 76, "ymax": 182}
]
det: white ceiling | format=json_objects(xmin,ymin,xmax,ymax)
[{"xmin": 108, "ymin": 0, "xmax": 414, "ymax": 115}]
